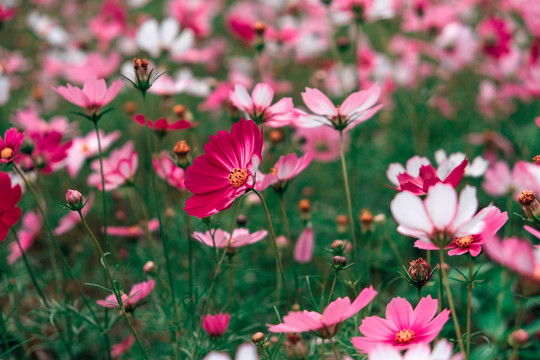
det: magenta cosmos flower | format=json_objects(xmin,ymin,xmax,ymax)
[
  {"xmin": 368, "ymin": 339, "xmax": 463, "ymax": 360},
  {"xmin": 193, "ymin": 228, "xmax": 267, "ymax": 248},
  {"xmin": 268, "ymin": 286, "xmax": 377, "ymax": 338},
  {"xmin": 352, "ymin": 296, "xmax": 450, "ymax": 353},
  {"xmin": 184, "ymin": 118, "xmax": 263, "ymax": 218},
  {"xmin": 55, "ymin": 76, "xmax": 123, "ymax": 114},
  {"xmin": 88, "ymin": 141, "xmax": 138, "ymax": 191},
  {"xmin": 256, "ymin": 152, "xmax": 312, "ymax": 192},
  {"xmin": 387, "ymin": 155, "xmax": 468, "ymax": 195},
  {"xmin": 203, "ymin": 313, "xmax": 230, "ymax": 338},
  {"xmin": 0, "ymin": 128, "xmax": 24, "ymax": 164},
  {"xmin": 29, "ymin": 131, "xmax": 73, "ymax": 174},
  {"xmin": 390, "ymin": 183, "xmax": 491, "ymax": 249},
  {"xmin": 296, "ymin": 84, "xmax": 382, "ymax": 131},
  {"xmin": 229, "ymin": 83, "xmax": 296, "ymax": 127},
  {"xmin": 0, "ymin": 172, "xmax": 22, "ymax": 241},
  {"xmin": 97, "ymin": 279, "xmax": 155, "ymax": 309},
  {"xmin": 132, "ymin": 114, "xmax": 196, "ymax": 134},
  {"xmin": 105, "ymin": 219, "xmax": 159, "ymax": 238}
]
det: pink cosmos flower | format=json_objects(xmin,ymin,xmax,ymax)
[
  {"xmin": 0, "ymin": 3, "xmax": 15, "ymax": 22},
  {"xmin": 169, "ymin": 0, "xmax": 217, "ymax": 37},
  {"xmin": 55, "ymin": 76, "xmax": 123, "ymax": 114},
  {"xmin": 0, "ymin": 172, "xmax": 22, "ymax": 241},
  {"xmin": 524, "ymin": 225, "xmax": 540, "ymax": 240},
  {"xmin": 482, "ymin": 161, "xmax": 540, "ymax": 197},
  {"xmin": 255, "ymin": 152, "xmax": 312, "ymax": 192},
  {"xmin": 352, "ymin": 296, "xmax": 450, "ymax": 353},
  {"xmin": 295, "ymin": 224, "xmax": 314, "ymax": 264},
  {"xmin": 62, "ymin": 53, "xmax": 121, "ymax": 84},
  {"xmin": 8, "ymin": 211, "xmax": 41, "ymax": 264},
  {"xmin": 54, "ymin": 197, "xmax": 93, "ymax": 236},
  {"xmin": 12, "ymin": 108, "xmax": 77, "ymax": 138},
  {"xmin": 268, "ymin": 286, "xmax": 377, "ymax": 338},
  {"xmin": 203, "ymin": 313, "xmax": 230, "ymax": 338},
  {"xmin": 390, "ymin": 183, "xmax": 490, "ymax": 249},
  {"xmin": 0, "ymin": 128, "xmax": 25, "ymax": 164},
  {"xmin": 184, "ymin": 119, "xmax": 263, "ymax": 218},
  {"xmin": 386, "ymin": 155, "xmax": 467, "ymax": 195},
  {"xmin": 414, "ymin": 207, "xmax": 507, "ymax": 257},
  {"xmin": 111, "ymin": 335, "xmax": 135, "ymax": 358},
  {"xmin": 153, "ymin": 152, "xmax": 185, "ymax": 190},
  {"xmin": 193, "ymin": 228, "xmax": 267, "ymax": 248},
  {"xmin": 97, "ymin": 279, "xmax": 155, "ymax": 309},
  {"xmin": 88, "ymin": 141, "xmax": 138, "ymax": 191},
  {"xmin": 477, "ymin": 17, "xmax": 512, "ymax": 59},
  {"xmin": 368, "ymin": 339, "xmax": 463, "ymax": 360},
  {"xmin": 296, "ymin": 84, "xmax": 382, "ymax": 130},
  {"xmin": 229, "ymin": 83, "xmax": 296, "ymax": 127},
  {"xmin": 28, "ymin": 131, "xmax": 72, "ymax": 174},
  {"xmin": 64, "ymin": 130, "xmax": 120, "ymax": 178},
  {"xmin": 106, "ymin": 219, "xmax": 159, "ymax": 237},
  {"xmin": 295, "ymin": 126, "xmax": 347, "ymax": 163},
  {"xmin": 132, "ymin": 114, "xmax": 196, "ymax": 134}
]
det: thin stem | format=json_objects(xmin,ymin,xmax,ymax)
[
  {"xmin": 509, "ymin": 298, "xmax": 526, "ymax": 360},
  {"xmin": 78, "ymin": 211, "xmax": 149, "ymax": 360},
  {"xmin": 466, "ymin": 257, "xmax": 474, "ymax": 360},
  {"xmin": 339, "ymin": 130, "xmax": 358, "ymax": 265},
  {"xmin": 130, "ymin": 185, "xmax": 159, "ymax": 262},
  {"xmin": 329, "ymin": 337, "xmax": 340, "ymax": 360},
  {"xmin": 417, "ymin": 287, "xmax": 422, "ymax": 303},
  {"xmin": 278, "ymin": 194, "xmax": 299, "ymax": 299},
  {"xmin": 438, "ymin": 249, "xmax": 465, "ymax": 355},
  {"xmin": 327, "ymin": 270, "xmax": 339, "ymax": 306},
  {"xmin": 92, "ymin": 121, "xmax": 109, "ymax": 249},
  {"xmin": 253, "ymin": 189, "xmax": 291, "ymax": 308},
  {"xmin": 320, "ymin": 341, "xmax": 325, "ymax": 360},
  {"xmin": 183, "ymin": 191, "xmax": 194, "ymax": 310}
]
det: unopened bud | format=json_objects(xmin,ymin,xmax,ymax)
[
  {"xmin": 124, "ymin": 101, "xmax": 137, "ymax": 115},
  {"xmin": 173, "ymin": 140, "xmax": 191, "ymax": 168},
  {"xmin": 133, "ymin": 58, "xmax": 149, "ymax": 81},
  {"xmin": 533, "ymin": 155, "xmax": 540, "ymax": 165},
  {"xmin": 173, "ymin": 104, "xmax": 186, "ymax": 118},
  {"xmin": 517, "ymin": 190, "xmax": 540, "ymax": 219},
  {"xmin": 408, "ymin": 257, "xmax": 432, "ymax": 287},
  {"xmin": 65, "ymin": 189, "xmax": 83, "ymax": 210},
  {"xmin": 336, "ymin": 214, "xmax": 348, "ymax": 234},
  {"xmin": 269, "ymin": 129, "xmax": 284, "ymax": 144},
  {"xmin": 332, "ymin": 255, "xmax": 348, "ymax": 268},
  {"xmin": 359, "ymin": 209, "xmax": 373, "ymax": 233},
  {"xmin": 299, "ymin": 199, "xmax": 310, "ymax": 213},
  {"xmin": 253, "ymin": 21, "xmax": 266, "ymax": 36},
  {"xmin": 236, "ymin": 214, "xmax": 248, "ymax": 226},
  {"xmin": 509, "ymin": 329, "xmax": 529, "ymax": 347},
  {"xmin": 283, "ymin": 334, "xmax": 307, "ymax": 359},
  {"xmin": 331, "ymin": 239, "xmax": 351, "ymax": 255},
  {"xmin": 337, "ymin": 36, "xmax": 350, "ymax": 52},
  {"xmin": 143, "ymin": 261, "xmax": 156, "ymax": 274},
  {"xmin": 252, "ymin": 332, "xmax": 265, "ymax": 345},
  {"xmin": 32, "ymin": 86, "xmax": 44, "ymax": 101}
]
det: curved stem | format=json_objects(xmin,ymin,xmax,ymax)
[
  {"xmin": 253, "ymin": 189, "xmax": 291, "ymax": 308},
  {"xmin": 339, "ymin": 130, "xmax": 358, "ymax": 265},
  {"xmin": 327, "ymin": 270, "xmax": 339, "ymax": 306},
  {"xmin": 438, "ymin": 250, "xmax": 465, "ymax": 355},
  {"xmin": 78, "ymin": 212, "xmax": 149, "ymax": 360}
]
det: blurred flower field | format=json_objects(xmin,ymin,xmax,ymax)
[{"xmin": 0, "ymin": 0, "xmax": 539, "ymax": 359}]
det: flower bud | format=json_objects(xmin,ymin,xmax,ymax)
[
  {"xmin": 331, "ymin": 239, "xmax": 350, "ymax": 255},
  {"xmin": 336, "ymin": 214, "xmax": 348, "ymax": 234},
  {"xmin": 332, "ymin": 255, "xmax": 348, "ymax": 269},
  {"xmin": 173, "ymin": 140, "xmax": 191, "ymax": 168},
  {"xmin": 173, "ymin": 104, "xmax": 186, "ymax": 118},
  {"xmin": 133, "ymin": 58, "xmax": 150, "ymax": 82},
  {"xmin": 517, "ymin": 190, "xmax": 540, "ymax": 219},
  {"xmin": 253, "ymin": 21, "xmax": 266, "ymax": 36},
  {"xmin": 299, "ymin": 199, "xmax": 311, "ymax": 220},
  {"xmin": 533, "ymin": 155, "xmax": 540, "ymax": 165},
  {"xmin": 283, "ymin": 334, "xmax": 307, "ymax": 359},
  {"xmin": 337, "ymin": 36, "xmax": 350, "ymax": 52},
  {"xmin": 407, "ymin": 257, "xmax": 432, "ymax": 287},
  {"xmin": 202, "ymin": 313, "xmax": 230, "ymax": 338},
  {"xmin": 236, "ymin": 214, "xmax": 248, "ymax": 227},
  {"xmin": 143, "ymin": 261, "xmax": 156, "ymax": 274},
  {"xmin": 359, "ymin": 209, "xmax": 373, "ymax": 233},
  {"xmin": 124, "ymin": 101, "xmax": 137, "ymax": 115},
  {"xmin": 65, "ymin": 189, "xmax": 83, "ymax": 210},
  {"xmin": 252, "ymin": 332, "xmax": 265, "ymax": 345},
  {"xmin": 509, "ymin": 329, "xmax": 529, "ymax": 347},
  {"xmin": 269, "ymin": 129, "xmax": 284, "ymax": 145}
]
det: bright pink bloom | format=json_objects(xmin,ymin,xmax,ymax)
[
  {"xmin": 415, "ymin": 207, "xmax": 507, "ymax": 257},
  {"xmin": 193, "ymin": 228, "xmax": 267, "ymax": 248},
  {"xmin": 0, "ymin": 3, "xmax": 15, "ymax": 22},
  {"xmin": 54, "ymin": 197, "xmax": 93, "ymax": 236},
  {"xmin": 482, "ymin": 161, "xmax": 540, "ymax": 197},
  {"xmin": 477, "ymin": 17, "xmax": 512, "ymax": 59},
  {"xmin": 28, "ymin": 131, "xmax": 72, "ymax": 174},
  {"xmin": 521, "ymin": 0, "xmax": 540, "ymax": 37},
  {"xmin": 65, "ymin": 189, "xmax": 82, "ymax": 206},
  {"xmin": 97, "ymin": 279, "xmax": 155, "ymax": 309},
  {"xmin": 387, "ymin": 155, "xmax": 467, "ymax": 195},
  {"xmin": 88, "ymin": 1, "xmax": 126, "ymax": 50},
  {"xmin": 0, "ymin": 128, "xmax": 24, "ymax": 164},
  {"xmin": 0, "ymin": 172, "xmax": 22, "ymax": 241},
  {"xmin": 64, "ymin": 130, "xmax": 120, "ymax": 178},
  {"xmin": 169, "ymin": 0, "xmax": 217, "ymax": 37},
  {"xmin": 297, "ymin": 84, "xmax": 382, "ymax": 130},
  {"xmin": 111, "ymin": 335, "xmax": 135, "ymax": 358},
  {"xmin": 352, "ymin": 296, "xmax": 450, "ymax": 353},
  {"xmin": 88, "ymin": 141, "xmax": 138, "ymax": 191},
  {"xmin": 226, "ymin": 2, "xmax": 275, "ymax": 43},
  {"xmin": 295, "ymin": 225, "xmax": 314, "ymax": 264},
  {"xmin": 8, "ymin": 211, "xmax": 41, "ymax": 264},
  {"xmin": 484, "ymin": 235, "xmax": 540, "ymax": 283},
  {"xmin": 269, "ymin": 286, "xmax": 377, "ymax": 338},
  {"xmin": 229, "ymin": 83, "xmax": 296, "ymax": 127},
  {"xmin": 106, "ymin": 219, "xmax": 159, "ymax": 237},
  {"xmin": 153, "ymin": 152, "xmax": 185, "ymax": 190},
  {"xmin": 295, "ymin": 126, "xmax": 347, "ymax": 163},
  {"xmin": 184, "ymin": 119, "xmax": 263, "ymax": 218},
  {"xmin": 203, "ymin": 313, "xmax": 230, "ymax": 337},
  {"xmin": 256, "ymin": 152, "xmax": 312, "ymax": 192},
  {"xmin": 368, "ymin": 339, "xmax": 463, "ymax": 360},
  {"xmin": 55, "ymin": 76, "xmax": 123, "ymax": 113},
  {"xmin": 391, "ymin": 183, "xmax": 490, "ymax": 249},
  {"xmin": 12, "ymin": 108, "xmax": 76, "ymax": 138},
  {"xmin": 132, "ymin": 114, "xmax": 196, "ymax": 134}
]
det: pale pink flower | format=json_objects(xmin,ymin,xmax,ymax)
[
  {"xmin": 368, "ymin": 339, "xmax": 463, "ymax": 360},
  {"xmin": 203, "ymin": 313, "xmax": 230, "ymax": 337},
  {"xmin": 255, "ymin": 152, "xmax": 312, "ymax": 192},
  {"xmin": 390, "ymin": 183, "xmax": 490, "ymax": 249},
  {"xmin": 62, "ymin": 53, "xmax": 121, "ymax": 84},
  {"xmin": 97, "ymin": 279, "xmax": 155, "ymax": 309},
  {"xmin": 435, "ymin": 22, "xmax": 476, "ymax": 71},
  {"xmin": 193, "ymin": 228, "xmax": 267, "ymax": 248},
  {"xmin": 521, "ymin": 0, "xmax": 540, "ymax": 37},
  {"xmin": 169, "ymin": 0, "xmax": 218, "ymax": 37},
  {"xmin": 296, "ymin": 84, "xmax": 382, "ymax": 130},
  {"xmin": 294, "ymin": 224, "xmax": 314, "ymax": 264},
  {"xmin": 352, "ymin": 296, "xmax": 450, "ymax": 353},
  {"xmin": 88, "ymin": 141, "xmax": 138, "ymax": 191},
  {"xmin": 8, "ymin": 211, "xmax": 42, "ymax": 264},
  {"xmin": 524, "ymin": 225, "xmax": 540, "ymax": 240},
  {"xmin": 483, "ymin": 161, "xmax": 540, "ymax": 197},
  {"xmin": 111, "ymin": 335, "xmax": 135, "ymax": 358},
  {"xmin": 106, "ymin": 219, "xmax": 159, "ymax": 237},
  {"xmin": 268, "ymin": 286, "xmax": 377, "ymax": 338},
  {"xmin": 295, "ymin": 126, "xmax": 347, "ymax": 163},
  {"xmin": 54, "ymin": 197, "xmax": 93, "ymax": 236},
  {"xmin": 12, "ymin": 107, "xmax": 77, "ymax": 138},
  {"xmin": 55, "ymin": 76, "xmax": 123, "ymax": 114},
  {"xmin": 153, "ymin": 152, "xmax": 185, "ymax": 190}
]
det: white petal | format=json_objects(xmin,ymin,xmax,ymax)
[
  {"xmin": 160, "ymin": 17, "xmax": 180, "ymax": 48},
  {"xmin": 450, "ymin": 185, "xmax": 478, "ymax": 230},
  {"xmin": 406, "ymin": 156, "xmax": 431, "ymax": 177},
  {"xmin": 387, "ymin": 163, "xmax": 406, "ymax": 186},
  {"xmin": 391, "ymin": 192, "xmax": 434, "ymax": 235},
  {"xmin": 136, "ymin": 19, "xmax": 160, "ymax": 57},
  {"xmin": 171, "ymin": 28, "xmax": 194, "ymax": 56},
  {"xmin": 434, "ymin": 149, "xmax": 447, "ymax": 165},
  {"xmin": 425, "ymin": 183, "xmax": 457, "ymax": 230},
  {"xmin": 235, "ymin": 343, "xmax": 259, "ymax": 360}
]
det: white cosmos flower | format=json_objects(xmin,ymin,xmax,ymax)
[
  {"xmin": 135, "ymin": 17, "xmax": 194, "ymax": 58},
  {"xmin": 368, "ymin": 339, "xmax": 463, "ymax": 360},
  {"xmin": 435, "ymin": 149, "xmax": 489, "ymax": 178},
  {"xmin": 203, "ymin": 343, "xmax": 258, "ymax": 360}
]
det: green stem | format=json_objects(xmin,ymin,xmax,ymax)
[
  {"xmin": 278, "ymin": 194, "xmax": 299, "ymax": 300},
  {"xmin": 329, "ymin": 336, "xmax": 340, "ymax": 360},
  {"xmin": 130, "ymin": 185, "xmax": 159, "ymax": 263},
  {"xmin": 466, "ymin": 257, "xmax": 474, "ymax": 360},
  {"xmin": 78, "ymin": 211, "xmax": 149, "ymax": 360},
  {"xmin": 339, "ymin": 130, "xmax": 358, "ymax": 265},
  {"xmin": 438, "ymin": 250, "xmax": 465, "ymax": 355},
  {"xmin": 184, "ymin": 191, "xmax": 194, "ymax": 310},
  {"xmin": 253, "ymin": 189, "xmax": 291, "ymax": 308},
  {"xmin": 327, "ymin": 270, "xmax": 339, "ymax": 306},
  {"xmin": 509, "ymin": 298, "xmax": 526, "ymax": 360}
]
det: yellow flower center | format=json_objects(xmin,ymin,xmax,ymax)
[
  {"xmin": 456, "ymin": 235, "xmax": 474, "ymax": 248},
  {"xmin": 1, "ymin": 147, "xmax": 13, "ymax": 160},
  {"xmin": 395, "ymin": 329, "xmax": 415, "ymax": 344},
  {"xmin": 228, "ymin": 168, "xmax": 248, "ymax": 188}
]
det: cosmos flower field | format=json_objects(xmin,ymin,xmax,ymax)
[{"xmin": 0, "ymin": 0, "xmax": 540, "ymax": 359}]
